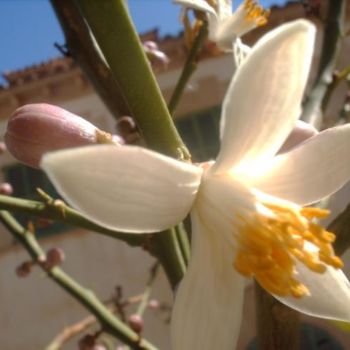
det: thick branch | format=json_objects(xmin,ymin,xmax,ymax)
[
  {"xmin": 50, "ymin": 0, "xmax": 131, "ymax": 118},
  {"xmin": 328, "ymin": 202, "xmax": 350, "ymax": 256},
  {"xmin": 255, "ymin": 282, "xmax": 300, "ymax": 350}
]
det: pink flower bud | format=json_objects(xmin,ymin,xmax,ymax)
[
  {"xmin": 148, "ymin": 299, "xmax": 160, "ymax": 309},
  {"xmin": 16, "ymin": 261, "xmax": 32, "ymax": 278},
  {"xmin": 5, "ymin": 104, "xmax": 100, "ymax": 168},
  {"xmin": 0, "ymin": 182, "xmax": 13, "ymax": 195},
  {"xmin": 92, "ymin": 345, "xmax": 106, "ymax": 350},
  {"xmin": 128, "ymin": 314, "xmax": 144, "ymax": 334},
  {"xmin": 279, "ymin": 120, "xmax": 318, "ymax": 154},
  {"xmin": 45, "ymin": 247, "xmax": 65, "ymax": 268},
  {"xmin": 143, "ymin": 41, "xmax": 169, "ymax": 68},
  {"xmin": 143, "ymin": 41, "xmax": 159, "ymax": 51}
]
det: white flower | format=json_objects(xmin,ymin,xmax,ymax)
[
  {"xmin": 174, "ymin": 0, "xmax": 270, "ymax": 50},
  {"xmin": 41, "ymin": 20, "xmax": 350, "ymax": 350}
]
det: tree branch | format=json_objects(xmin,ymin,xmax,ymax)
[
  {"xmin": 0, "ymin": 194, "xmax": 143, "ymax": 246},
  {"xmin": 50, "ymin": 0, "xmax": 131, "ymax": 118},
  {"xmin": 0, "ymin": 211, "xmax": 158, "ymax": 350}
]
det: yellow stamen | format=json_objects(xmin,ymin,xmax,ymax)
[
  {"xmin": 243, "ymin": 0, "xmax": 270, "ymax": 27},
  {"xmin": 234, "ymin": 200, "xmax": 342, "ymax": 298}
]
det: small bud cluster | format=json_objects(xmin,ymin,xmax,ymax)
[
  {"xmin": 128, "ymin": 313, "xmax": 144, "ymax": 334},
  {"xmin": 15, "ymin": 247, "xmax": 65, "ymax": 278}
]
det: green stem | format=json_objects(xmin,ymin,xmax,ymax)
[
  {"xmin": 77, "ymin": 0, "xmax": 190, "ymax": 288},
  {"xmin": 0, "ymin": 211, "xmax": 158, "ymax": 350},
  {"xmin": 50, "ymin": 0, "xmax": 131, "ymax": 118},
  {"xmin": 175, "ymin": 223, "xmax": 190, "ymax": 265},
  {"xmin": 0, "ymin": 194, "xmax": 143, "ymax": 246},
  {"xmin": 149, "ymin": 228, "xmax": 186, "ymax": 289},
  {"xmin": 77, "ymin": 0, "xmax": 190, "ymax": 160},
  {"xmin": 168, "ymin": 20, "xmax": 208, "ymax": 115},
  {"xmin": 301, "ymin": 0, "xmax": 345, "ymax": 128},
  {"xmin": 136, "ymin": 263, "xmax": 159, "ymax": 316}
]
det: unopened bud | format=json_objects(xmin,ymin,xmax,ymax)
[
  {"xmin": 143, "ymin": 41, "xmax": 159, "ymax": 51},
  {"xmin": 128, "ymin": 314, "xmax": 144, "ymax": 334},
  {"xmin": 279, "ymin": 120, "xmax": 318, "ymax": 154},
  {"xmin": 16, "ymin": 261, "xmax": 32, "ymax": 277},
  {"xmin": 45, "ymin": 248, "xmax": 65, "ymax": 268},
  {"xmin": 143, "ymin": 41, "xmax": 169, "ymax": 68},
  {"xmin": 5, "ymin": 104, "xmax": 102, "ymax": 168},
  {"xmin": 117, "ymin": 116, "xmax": 140, "ymax": 144},
  {"xmin": 0, "ymin": 142, "xmax": 7, "ymax": 154},
  {"xmin": 148, "ymin": 299, "xmax": 160, "ymax": 309},
  {"xmin": 92, "ymin": 345, "xmax": 106, "ymax": 350},
  {"xmin": 117, "ymin": 116, "xmax": 137, "ymax": 135},
  {"xmin": 0, "ymin": 183, "xmax": 13, "ymax": 195}
]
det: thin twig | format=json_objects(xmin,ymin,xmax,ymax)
[
  {"xmin": 50, "ymin": 0, "xmax": 131, "ymax": 118},
  {"xmin": 136, "ymin": 263, "xmax": 159, "ymax": 316},
  {"xmin": 0, "ymin": 211, "xmax": 158, "ymax": 350},
  {"xmin": 0, "ymin": 194, "xmax": 143, "ymax": 246},
  {"xmin": 45, "ymin": 315, "xmax": 96, "ymax": 350},
  {"xmin": 301, "ymin": 0, "xmax": 345, "ymax": 128},
  {"xmin": 256, "ymin": 2, "xmax": 346, "ymax": 348},
  {"xmin": 168, "ymin": 19, "xmax": 208, "ymax": 115}
]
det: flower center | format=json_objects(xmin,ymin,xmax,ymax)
[
  {"xmin": 243, "ymin": 0, "xmax": 270, "ymax": 26},
  {"xmin": 224, "ymin": 0, "xmax": 270, "ymax": 38},
  {"xmin": 234, "ymin": 200, "xmax": 343, "ymax": 298}
]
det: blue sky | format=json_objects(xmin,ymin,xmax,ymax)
[{"xmin": 0, "ymin": 0, "xmax": 290, "ymax": 84}]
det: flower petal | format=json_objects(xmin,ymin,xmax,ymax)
[
  {"xmin": 171, "ymin": 210, "xmax": 245, "ymax": 350},
  {"xmin": 233, "ymin": 38, "xmax": 251, "ymax": 67},
  {"xmin": 216, "ymin": 0, "xmax": 232, "ymax": 19},
  {"xmin": 214, "ymin": 20, "xmax": 315, "ymax": 173},
  {"xmin": 41, "ymin": 145, "xmax": 202, "ymax": 233},
  {"xmin": 250, "ymin": 124, "xmax": 350, "ymax": 206},
  {"xmin": 275, "ymin": 262, "xmax": 350, "ymax": 321},
  {"xmin": 278, "ymin": 120, "xmax": 318, "ymax": 154},
  {"xmin": 173, "ymin": 0, "xmax": 216, "ymax": 14}
]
